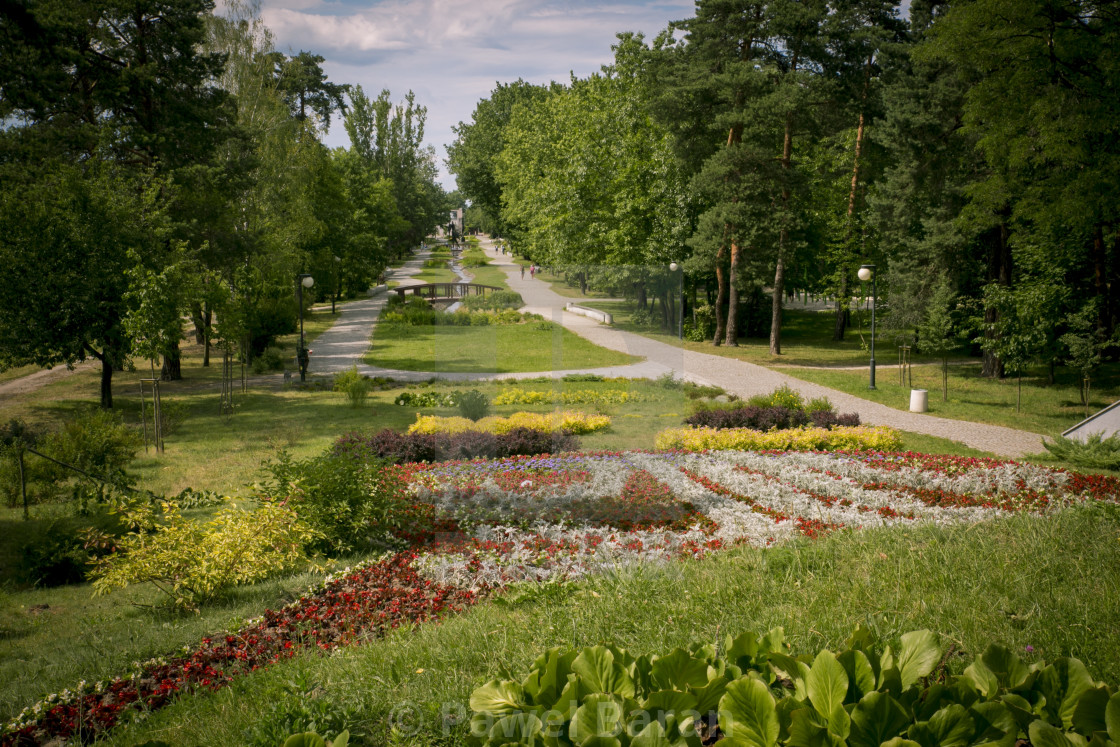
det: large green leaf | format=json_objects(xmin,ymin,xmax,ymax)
[
  {"xmin": 838, "ymin": 649, "xmax": 877, "ymax": 701},
  {"xmin": 920, "ymin": 704, "xmax": 976, "ymax": 747},
  {"xmin": 718, "ymin": 677, "xmax": 780, "ymax": 747},
  {"xmin": 807, "ymin": 650, "xmax": 849, "ymax": 722},
  {"xmin": 631, "ymin": 720, "xmax": 673, "ymax": 747},
  {"xmin": 653, "ymin": 649, "xmax": 713, "ymax": 690},
  {"xmin": 525, "ymin": 649, "xmax": 578, "ymax": 709},
  {"xmin": 1107, "ymin": 692, "xmax": 1120, "ymax": 743},
  {"xmin": 281, "ymin": 735, "xmax": 327, "ymax": 747},
  {"xmin": 769, "ymin": 653, "xmax": 811, "ymax": 701},
  {"xmin": 554, "ymin": 676, "xmax": 592, "ymax": 722},
  {"xmin": 472, "ymin": 680, "xmax": 528, "ymax": 717},
  {"xmin": 897, "ymin": 631, "xmax": 941, "ymax": 689},
  {"xmin": 1038, "ymin": 659, "xmax": 1097, "ymax": 729},
  {"xmin": 691, "ymin": 675, "xmax": 731, "ymax": 714},
  {"xmin": 727, "ymin": 632, "xmax": 760, "ymax": 665},
  {"xmin": 643, "ymin": 689, "xmax": 699, "ymax": 717},
  {"xmin": 1073, "ymin": 687, "xmax": 1112, "ymax": 736},
  {"xmin": 760, "ymin": 629, "xmax": 786, "ymax": 655},
  {"xmin": 979, "ymin": 645, "xmax": 1031, "ymax": 692},
  {"xmin": 489, "ymin": 713, "xmax": 544, "ymax": 744},
  {"xmin": 579, "ymin": 737, "xmax": 622, "ymax": 747},
  {"xmin": 880, "ymin": 739, "xmax": 923, "ymax": 747},
  {"xmin": 1030, "ymin": 719, "xmax": 1077, "ymax": 747},
  {"xmin": 970, "ymin": 701, "xmax": 1017, "ymax": 744},
  {"xmin": 573, "ymin": 647, "xmax": 637, "ymax": 699},
  {"xmin": 849, "ymin": 691, "xmax": 910, "ymax": 747},
  {"xmin": 964, "ymin": 660, "xmax": 1000, "ymax": 699},
  {"xmin": 788, "ymin": 707, "xmax": 844, "ymax": 747},
  {"xmin": 570, "ymin": 693, "xmax": 626, "ymax": 745}
]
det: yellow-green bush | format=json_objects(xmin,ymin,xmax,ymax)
[
  {"xmin": 90, "ymin": 499, "xmax": 317, "ymax": 610},
  {"xmin": 493, "ymin": 387, "xmax": 652, "ymax": 406},
  {"xmin": 408, "ymin": 410, "xmax": 611, "ymax": 436},
  {"xmin": 654, "ymin": 424, "xmax": 902, "ymax": 452}
]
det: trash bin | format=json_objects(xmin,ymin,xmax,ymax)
[{"xmin": 910, "ymin": 389, "xmax": 928, "ymax": 413}]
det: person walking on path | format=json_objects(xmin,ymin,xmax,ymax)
[
  {"xmin": 530, "ymin": 265, "xmax": 536, "ymax": 279},
  {"xmin": 520, "ymin": 264, "xmax": 525, "ymax": 279}
]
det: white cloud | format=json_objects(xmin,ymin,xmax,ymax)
[{"xmin": 261, "ymin": 0, "xmax": 694, "ymax": 189}]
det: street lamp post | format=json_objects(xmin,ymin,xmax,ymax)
[
  {"xmin": 857, "ymin": 264, "xmax": 876, "ymax": 390},
  {"xmin": 297, "ymin": 273, "xmax": 314, "ymax": 382},
  {"xmin": 332, "ymin": 255, "xmax": 341, "ymax": 314},
  {"xmin": 669, "ymin": 262, "xmax": 683, "ymax": 341}
]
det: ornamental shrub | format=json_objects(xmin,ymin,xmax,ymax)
[
  {"xmin": 332, "ymin": 428, "xmax": 579, "ymax": 464},
  {"xmin": 458, "ymin": 389, "xmax": 491, "ymax": 421},
  {"xmin": 409, "ymin": 411, "xmax": 610, "ymax": 436},
  {"xmin": 747, "ymin": 383, "xmax": 804, "ymax": 411},
  {"xmin": 461, "ymin": 290, "xmax": 524, "ymax": 310},
  {"xmin": 655, "ymin": 424, "xmax": 900, "ymax": 452},
  {"xmin": 260, "ymin": 450, "xmax": 410, "ymax": 555},
  {"xmin": 91, "ymin": 499, "xmax": 316, "ymax": 610},
  {"xmin": 499, "ymin": 427, "xmax": 578, "ymax": 457}
]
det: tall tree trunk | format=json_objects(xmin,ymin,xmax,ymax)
[
  {"xmin": 202, "ymin": 304, "xmax": 212, "ymax": 368},
  {"xmin": 833, "ymin": 274, "xmax": 849, "ymax": 342},
  {"xmin": 190, "ymin": 301, "xmax": 205, "ymax": 344},
  {"xmin": 713, "ymin": 244, "xmax": 728, "ymax": 346},
  {"xmin": 725, "ymin": 243, "xmax": 741, "ymax": 346},
  {"xmin": 981, "ymin": 221, "xmax": 1012, "ymax": 378},
  {"xmin": 636, "ymin": 283, "xmax": 647, "ymax": 309},
  {"xmin": 161, "ymin": 339, "xmax": 182, "ymax": 381},
  {"xmin": 771, "ymin": 255, "xmax": 785, "ymax": 355},
  {"xmin": 99, "ymin": 356, "xmax": 114, "ymax": 409},
  {"xmin": 1093, "ymin": 223, "xmax": 1110, "ymax": 335},
  {"xmin": 772, "ymin": 110, "xmax": 795, "ymax": 356}
]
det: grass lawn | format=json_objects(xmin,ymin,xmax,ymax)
[
  {"xmin": 783, "ymin": 362, "xmax": 1120, "ymax": 438},
  {"xmin": 364, "ymin": 322, "xmax": 639, "ymax": 374},
  {"xmin": 101, "ymin": 502, "xmax": 1120, "ymax": 746},
  {"xmin": 411, "ymin": 264, "xmax": 460, "ymax": 284},
  {"xmin": 535, "ymin": 267, "xmax": 620, "ymax": 300},
  {"xmin": 0, "ymin": 364, "xmax": 40, "ymax": 384}
]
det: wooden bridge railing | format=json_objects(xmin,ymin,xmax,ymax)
[{"xmin": 393, "ymin": 283, "xmax": 504, "ymax": 301}]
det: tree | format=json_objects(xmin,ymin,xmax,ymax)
[
  {"xmin": 266, "ymin": 50, "xmax": 349, "ymax": 131},
  {"xmin": 916, "ymin": 274, "xmax": 957, "ymax": 402},
  {"xmin": 0, "ymin": 164, "xmax": 164, "ymax": 408}
]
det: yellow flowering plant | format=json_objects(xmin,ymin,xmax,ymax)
[
  {"xmin": 408, "ymin": 411, "xmax": 611, "ymax": 436},
  {"xmin": 654, "ymin": 425, "xmax": 902, "ymax": 452}
]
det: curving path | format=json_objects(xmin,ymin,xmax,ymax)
[{"xmin": 483, "ymin": 239, "xmax": 1045, "ymax": 458}]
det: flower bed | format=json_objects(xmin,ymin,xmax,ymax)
[
  {"xmin": 9, "ymin": 448, "xmax": 1119, "ymax": 744},
  {"xmin": 654, "ymin": 424, "xmax": 901, "ymax": 452},
  {"xmin": 409, "ymin": 411, "xmax": 610, "ymax": 436},
  {"xmin": 493, "ymin": 386, "xmax": 654, "ymax": 406}
]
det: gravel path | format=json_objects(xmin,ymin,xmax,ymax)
[{"xmin": 485, "ymin": 240, "xmax": 1046, "ymax": 458}]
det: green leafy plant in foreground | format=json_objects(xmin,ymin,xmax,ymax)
[{"xmin": 468, "ymin": 626, "xmax": 1120, "ymax": 746}]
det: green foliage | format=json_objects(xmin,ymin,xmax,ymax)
[
  {"xmin": 90, "ymin": 498, "xmax": 316, "ymax": 611},
  {"xmin": 748, "ymin": 385, "xmax": 806, "ymax": 412},
  {"xmin": 459, "ymin": 390, "xmax": 492, "ymax": 421},
  {"xmin": 1043, "ymin": 433, "xmax": 1120, "ymax": 471},
  {"xmin": 394, "ymin": 390, "xmax": 462, "ymax": 408},
  {"xmin": 468, "ymin": 627, "xmax": 1119, "ymax": 747},
  {"xmin": 460, "ymin": 291, "xmax": 525, "ymax": 311},
  {"xmin": 18, "ymin": 523, "xmax": 98, "ymax": 587},
  {"xmin": 246, "ymin": 675, "xmax": 356, "ymax": 747},
  {"xmin": 251, "ymin": 345, "xmax": 287, "ymax": 374},
  {"xmin": 805, "ymin": 397, "xmax": 835, "ymax": 415},
  {"xmin": 260, "ymin": 450, "xmax": 410, "ymax": 555},
  {"xmin": 919, "ymin": 275, "xmax": 959, "ymax": 403},
  {"xmin": 332, "ymin": 366, "xmax": 371, "ymax": 408},
  {"xmin": 684, "ymin": 304, "xmax": 716, "ymax": 342}
]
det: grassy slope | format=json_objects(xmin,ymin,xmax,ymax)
[
  {"xmin": 104, "ymin": 502, "xmax": 1120, "ymax": 746},
  {"xmin": 364, "ymin": 322, "xmax": 638, "ymax": 374}
]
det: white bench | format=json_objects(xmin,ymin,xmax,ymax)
[{"xmin": 565, "ymin": 303, "xmax": 613, "ymax": 324}]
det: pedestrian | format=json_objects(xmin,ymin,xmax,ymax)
[
  {"xmin": 530, "ymin": 265, "xmax": 536, "ymax": 279},
  {"xmin": 520, "ymin": 265, "xmax": 525, "ymax": 279}
]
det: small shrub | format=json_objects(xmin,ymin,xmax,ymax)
[
  {"xmin": 656, "ymin": 372, "xmax": 684, "ymax": 390},
  {"xmin": 747, "ymin": 384, "xmax": 804, "ymax": 411},
  {"xmin": 656, "ymin": 424, "xmax": 901, "ymax": 452},
  {"xmin": 533, "ymin": 320, "xmax": 557, "ymax": 333},
  {"xmin": 260, "ymin": 451, "xmax": 410, "ymax": 555},
  {"xmin": 631, "ymin": 306, "xmax": 653, "ymax": 327},
  {"xmin": 91, "ymin": 499, "xmax": 316, "ymax": 610},
  {"xmin": 805, "ymin": 396, "xmax": 835, "ymax": 414},
  {"xmin": 458, "ymin": 390, "xmax": 491, "ymax": 421},
  {"xmin": 333, "ymin": 367, "xmax": 371, "ymax": 408},
  {"xmin": 460, "ymin": 290, "xmax": 524, "ymax": 310},
  {"xmin": 1043, "ymin": 433, "xmax": 1120, "ymax": 470},
  {"xmin": 561, "ymin": 373, "xmax": 604, "ymax": 382},
  {"xmin": 19, "ymin": 526, "xmax": 91, "ymax": 587},
  {"xmin": 499, "ymin": 427, "xmax": 578, "ymax": 457},
  {"xmin": 250, "ymin": 345, "xmax": 286, "ymax": 374}
]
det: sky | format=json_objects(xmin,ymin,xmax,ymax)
[{"xmin": 258, "ymin": 0, "xmax": 696, "ymax": 191}]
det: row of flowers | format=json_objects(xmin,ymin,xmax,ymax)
[
  {"xmin": 408, "ymin": 411, "xmax": 611, "ymax": 436},
  {"xmin": 492, "ymin": 387, "xmax": 655, "ymax": 406},
  {"xmin": 654, "ymin": 424, "xmax": 903, "ymax": 452}
]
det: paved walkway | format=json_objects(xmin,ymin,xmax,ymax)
[
  {"xmin": 307, "ymin": 238, "xmax": 1044, "ymax": 457},
  {"xmin": 483, "ymin": 240, "xmax": 1045, "ymax": 458}
]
